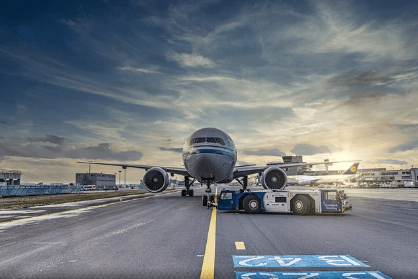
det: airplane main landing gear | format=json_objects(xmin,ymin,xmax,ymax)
[
  {"xmin": 181, "ymin": 189, "xmax": 194, "ymax": 196},
  {"xmin": 181, "ymin": 176, "xmax": 195, "ymax": 197}
]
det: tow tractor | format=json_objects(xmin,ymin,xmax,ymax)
[{"xmin": 208, "ymin": 188, "xmax": 351, "ymax": 215}]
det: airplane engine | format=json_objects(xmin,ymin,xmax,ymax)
[
  {"xmin": 143, "ymin": 167, "xmax": 169, "ymax": 193},
  {"xmin": 261, "ymin": 167, "xmax": 287, "ymax": 190}
]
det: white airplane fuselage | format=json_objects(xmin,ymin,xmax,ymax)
[{"xmin": 182, "ymin": 128, "xmax": 237, "ymax": 183}]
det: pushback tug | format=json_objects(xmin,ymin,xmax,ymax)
[{"xmin": 209, "ymin": 188, "xmax": 352, "ymax": 215}]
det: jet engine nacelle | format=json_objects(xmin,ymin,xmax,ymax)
[
  {"xmin": 143, "ymin": 167, "xmax": 169, "ymax": 193},
  {"xmin": 261, "ymin": 166, "xmax": 287, "ymax": 190}
]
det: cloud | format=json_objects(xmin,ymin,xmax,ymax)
[
  {"xmin": 328, "ymin": 71, "xmax": 390, "ymax": 87},
  {"xmin": 27, "ymin": 160, "xmax": 71, "ymax": 167},
  {"xmin": 29, "ymin": 134, "xmax": 65, "ymax": 146},
  {"xmin": 66, "ymin": 143, "xmax": 143, "ymax": 161},
  {"xmin": 167, "ymin": 53, "xmax": 215, "ymax": 68},
  {"xmin": 0, "ymin": 47, "xmax": 176, "ymax": 110},
  {"xmin": 389, "ymin": 139, "xmax": 418, "ymax": 153},
  {"xmin": 285, "ymin": 2, "xmax": 417, "ymax": 62},
  {"xmin": 291, "ymin": 144, "xmax": 340, "ymax": 156},
  {"xmin": 243, "ymin": 149, "xmax": 286, "ymax": 157},
  {"xmin": 377, "ymin": 159, "xmax": 408, "ymax": 165},
  {"xmin": 0, "ymin": 119, "xmax": 10, "ymax": 125},
  {"xmin": 60, "ymin": 18, "xmax": 94, "ymax": 38},
  {"xmin": 159, "ymin": 147, "xmax": 183, "ymax": 153},
  {"xmin": 117, "ymin": 66, "xmax": 163, "ymax": 74},
  {"xmin": 0, "ymin": 141, "xmax": 142, "ymax": 161}
]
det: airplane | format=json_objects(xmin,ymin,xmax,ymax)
[
  {"xmin": 288, "ymin": 162, "xmax": 360, "ymax": 186},
  {"xmin": 79, "ymin": 127, "xmax": 359, "ymax": 205}
]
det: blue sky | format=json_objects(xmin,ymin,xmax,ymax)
[{"xmin": 1, "ymin": 0, "xmax": 418, "ymax": 183}]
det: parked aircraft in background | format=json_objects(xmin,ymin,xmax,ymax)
[
  {"xmin": 288, "ymin": 162, "xmax": 360, "ymax": 186},
  {"xmin": 79, "ymin": 128, "xmax": 358, "ymax": 203}
]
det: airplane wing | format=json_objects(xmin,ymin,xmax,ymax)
[
  {"xmin": 77, "ymin": 161, "xmax": 190, "ymax": 177},
  {"xmin": 233, "ymin": 160, "xmax": 360, "ymax": 179}
]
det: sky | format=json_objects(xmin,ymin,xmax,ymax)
[{"xmin": 1, "ymin": 0, "xmax": 418, "ymax": 184}]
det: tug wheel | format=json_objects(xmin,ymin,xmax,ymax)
[
  {"xmin": 291, "ymin": 195, "xmax": 311, "ymax": 215},
  {"xmin": 243, "ymin": 195, "xmax": 262, "ymax": 214}
]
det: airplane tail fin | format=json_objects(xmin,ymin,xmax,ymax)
[{"xmin": 342, "ymin": 162, "xmax": 359, "ymax": 174}]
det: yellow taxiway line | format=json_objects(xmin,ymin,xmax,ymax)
[{"xmin": 200, "ymin": 187, "xmax": 217, "ymax": 279}]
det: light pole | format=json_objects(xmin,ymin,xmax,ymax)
[
  {"xmin": 118, "ymin": 170, "xmax": 121, "ymax": 186},
  {"xmin": 123, "ymin": 167, "xmax": 127, "ymax": 186}
]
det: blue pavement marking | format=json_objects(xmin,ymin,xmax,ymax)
[
  {"xmin": 236, "ymin": 271, "xmax": 392, "ymax": 279},
  {"xmin": 233, "ymin": 255, "xmax": 369, "ymax": 268}
]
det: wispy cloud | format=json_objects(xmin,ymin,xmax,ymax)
[
  {"xmin": 117, "ymin": 66, "xmax": 163, "ymax": 74},
  {"xmin": 243, "ymin": 149, "xmax": 286, "ymax": 157},
  {"xmin": 167, "ymin": 53, "xmax": 215, "ymax": 68},
  {"xmin": 291, "ymin": 144, "xmax": 340, "ymax": 156},
  {"xmin": 1, "ymin": 1, "xmax": 418, "ymax": 181},
  {"xmin": 0, "ymin": 140, "xmax": 143, "ymax": 161}
]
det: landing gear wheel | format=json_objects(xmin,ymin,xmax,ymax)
[
  {"xmin": 189, "ymin": 190, "xmax": 194, "ymax": 197},
  {"xmin": 243, "ymin": 195, "xmax": 262, "ymax": 214},
  {"xmin": 202, "ymin": 195, "xmax": 208, "ymax": 206},
  {"xmin": 291, "ymin": 195, "xmax": 311, "ymax": 215},
  {"xmin": 207, "ymin": 195, "xmax": 215, "ymax": 209},
  {"xmin": 181, "ymin": 190, "xmax": 187, "ymax": 197}
]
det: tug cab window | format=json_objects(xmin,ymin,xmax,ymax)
[
  {"xmin": 220, "ymin": 192, "xmax": 233, "ymax": 200},
  {"xmin": 323, "ymin": 191, "xmax": 339, "ymax": 201}
]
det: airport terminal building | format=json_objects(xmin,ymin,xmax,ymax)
[
  {"xmin": 76, "ymin": 173, "xmax": 116, "ymax": 188},
  {"xmin": 282, "ymin": 156, "xmax": 418, "ymax": 187},
  {"xmin": 357, "ymin": 168, "xmax": 418, "ymax": 187},
  {"xmin": 0, "ymin": 169, "xmax": 21, "ymax": 185}
]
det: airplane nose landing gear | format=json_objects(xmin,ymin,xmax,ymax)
[{"xmin": 202, "ymin": 179, "xmax": 216, "ymax": 207}]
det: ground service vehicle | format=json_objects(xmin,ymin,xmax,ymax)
[{"xmin": 215, "ymin": 188, "xmax": 351, "ymax": 215}]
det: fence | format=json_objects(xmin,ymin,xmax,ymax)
[{"xmin": 0, "ymin": 185, "xmax": 82, "ymax": 197}]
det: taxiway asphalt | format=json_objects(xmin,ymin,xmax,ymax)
[{"xmin": 0, "ymin": 187, "xmax": 417, "ymax": 278}]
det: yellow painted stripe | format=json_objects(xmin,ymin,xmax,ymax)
[
  {"xmin": 200, "ymin": 188, "xmax": 217, "ymax": 279},
  {"xmin": 235, "ymin": 242, "xmax": 245, "ymax": 250}
]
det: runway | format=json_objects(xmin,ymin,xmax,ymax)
[{"xmin": 0, "ymin": 187, "xmax": 417, "ymax": 278}]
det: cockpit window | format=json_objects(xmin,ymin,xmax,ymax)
[
  {"xmin": 190, "ymin": 138, "xmax": 206, "ymax": 144},
  {"xmin": 207, "ymin": 137, "xmax": 225, "ymax": 145},
  {"xmin": 190, "ymin": 137, "xmax": 225, "ymax": 145}
]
